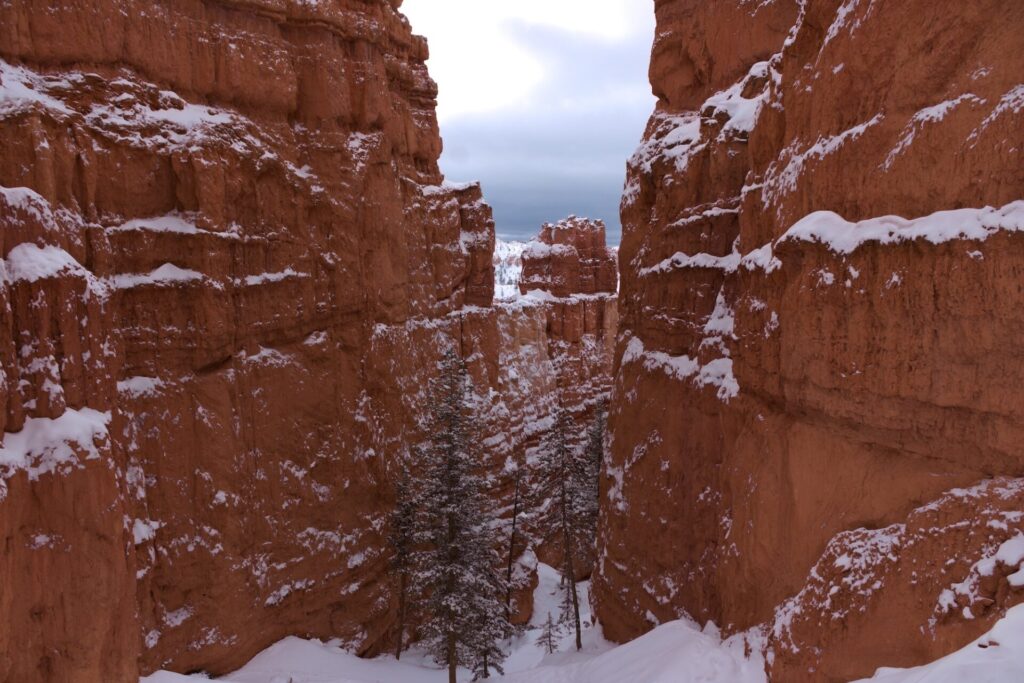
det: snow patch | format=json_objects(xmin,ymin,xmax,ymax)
[
  {"xmin": 0, "ymin": 408, "xmax": 111, "ymax": 497},
  {"xmin": 3, "ymin": 243, "xmax": 86, "ymax": 283},
  {"xmin": 111, "ymin": 263, "xmax": 205, "ymax": 289},
  {"xmin": 117, "ymin": 376, "xmax": 165, "ymax": 398},
  {"xmin": 622, "ymin": 335, "xmax": 738, "ymax": 402},
  {"xmin": 111, "ymin": 214, "xmax": 202, "ymax": 234},
  {"xmin": 702, "ymin": 62, "xmax": 770, "ymax": 137},
  {"xmin": 0, "ymin": 60, "xmax": 74, "ymax": 116}
]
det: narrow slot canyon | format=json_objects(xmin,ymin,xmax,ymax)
[{"xmin": 0, "ymin": 1, "xmax": 1022, "ymax": 682}]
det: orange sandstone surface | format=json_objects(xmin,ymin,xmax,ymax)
[
  {"xmin": 593, "ymin": 0, "xmax": 1024, "ymax": 680},
  {"xmin": 0, "ymin": 1, "xmax": 614, "ymax": 680}
]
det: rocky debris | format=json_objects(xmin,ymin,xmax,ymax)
[
  {"xmin": 520, "ymin": 216, "xmax": 618, "ymax": 298},
  {"xmin": 595, "ymin": 0, "xmax": 1024, "ymax": 680}
]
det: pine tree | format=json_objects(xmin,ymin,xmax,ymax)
[
  {"xmin": 411, "ymin": 350, "xmax": 513, "ymax": 683},
  {"xmin": 574, "ymin": 400, "xmax": 606, "ymax": 546},
  {"xmin": 504, "ymin": 469, "xmax": 524, "ymax": 622},
  {"xmin": 388, "ymin": 457, "xmax": 417, "ymax": 660},
  {"xmin": 538, "ymin": 403, "xmax": 584, "ymax": 651},
  {"xmin": 535, "ymin": 611, "xmax": 560, "ymax": 655}
]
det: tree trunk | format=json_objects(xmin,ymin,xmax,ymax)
[
  {"xmin": 568, "ymin": 560, "xmax": 582, "ymax": 651},
  {"xmin": 560, "ymin": 476, "xmax": 583, "ymax": 651},
  {"xmin": 447, "ymin": 500, "xmax": 458, "ymax": 683},
  {"xmin": 395, "ymin": 571, "xmax": 407, "ymax": 660},
  {"xmin": 448, "ymin": 631, "xmax": 457, "ymax": 683},
  {"xmin": 504, "ymin": 472, "xmax": 521, "ymax": 622}
]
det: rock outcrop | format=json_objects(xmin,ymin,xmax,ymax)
[
  {"xmin": 0, "ymin": 1, "xmax": 610, "ymax": 681},
  {"xmin": 595, "ymin": 0, "xmax": 1024, "ymax": 680},
  {"xmin": 520, "ymin": 216, "xmax": 618, "ymax": 298}
]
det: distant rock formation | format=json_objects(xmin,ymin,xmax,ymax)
[
  {"xmin": 594, "ymin": 0, "xmax": 1024, "ymax": 680},
  {"xmin": 520, "ymin": 216, "xmax": 618, "ymax": 298}
]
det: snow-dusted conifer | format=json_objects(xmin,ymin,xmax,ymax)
[
  {"xmin": 388, "ymin": 457, "xmax": 417, "ymax": 660},
  {"xmin": 575, "ymin": 400, "xmax": 606, "ymax": 543},
  {"xmin": 411, "ymin": 350, "xmax": 512, "ymax": 683},
  {"xmin": 538, "ymin": 403, "xmax": 584, "ymax": 651},
  {"xmin": 504, "ymin": 469, "xmax": 525, "ymax": 622},
  {"xmin": 535, "ymin": 611, "xmax": 560, "ymax": 655}
]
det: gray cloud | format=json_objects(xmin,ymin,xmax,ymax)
[{"xmin": 436, "ymin": 21, "xmax": 655, "ymax": 244}]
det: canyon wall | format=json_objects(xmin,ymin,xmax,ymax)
[
  {"xmin": 594, "ymin": 0, "xmax": 1024, "ymax": 680},
  {"xmin": 0, "ymin": 1, "xmax": 614, "ymax": 680}
]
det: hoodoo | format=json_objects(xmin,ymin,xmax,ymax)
[{"xmin": 519, "ymin": 216, "xmax": 619, "ymax": 298}]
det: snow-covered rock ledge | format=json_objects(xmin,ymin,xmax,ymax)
[
  {"xmin": 780, "ymin": 200, "xmax": 1024, "ymax": 255},
  {"xmin": 638, "ymin": 201, "xmax": 1024, "ymax": 281},
  {"xmin": 0, "ymin": 408, "xmax": 112, "ymax": 499}
]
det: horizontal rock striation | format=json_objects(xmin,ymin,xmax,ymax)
[{"xmin": 595, "ymin": 0, "xmax": 1024, "ymax": 680}]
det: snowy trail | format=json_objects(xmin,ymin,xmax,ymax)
[{"xmin": 501, "ymin": 620, "xmax": 765, "ymax": 683}]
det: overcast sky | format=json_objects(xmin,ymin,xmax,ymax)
[{"xmin": 402, "ymin": 1, "xmax": 656, "ymax": 244}]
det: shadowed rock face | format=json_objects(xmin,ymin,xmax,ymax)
[
  {"xmin": 0, "ymin": 1, "xmax": 616, "ymax": 681},
  {"xmin": 594, "ymin": 0, "xmax": 1024, "ymax": 680}
]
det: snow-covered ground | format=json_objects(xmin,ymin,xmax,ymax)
[
  {"xmin": 140, "ymin": 563, "xmax": 760, "ymax": 683},
  {"xmin": 141, "ymin": 568, "xmax": 1024, "ymax": 683},
  {"xmin": 852, "ymin": 604, "xmax": 1024, "ymax": 683}
]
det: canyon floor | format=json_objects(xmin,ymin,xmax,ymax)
[{"xmin": 139, "ymin": 563, "xmax": 1024, "ymax": 683}]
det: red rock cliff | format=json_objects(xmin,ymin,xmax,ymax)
[
  {"xmin": 0, "ymin": 1, "xmax": 612, "ymax": 681},
  {"xmin": 594, "ymin": 0, "xmax": 1024, "ymax": 680}
]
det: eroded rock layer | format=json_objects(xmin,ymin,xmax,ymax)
[
  {"xmin": 595, "ymin": 0, "xmax": 1024, "ymax": 680},
  {"xmin": 0, "ymin": 1, "xmax": 613, "ymax": 681}
]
